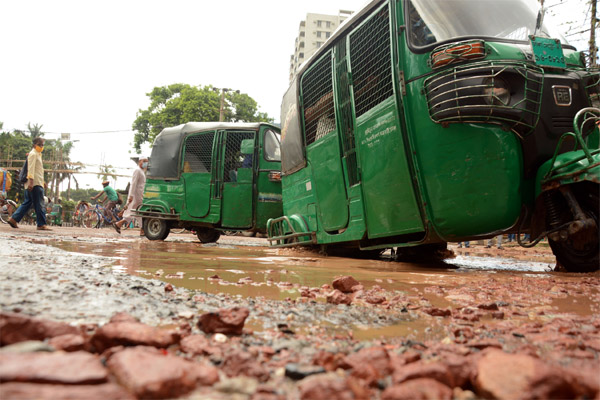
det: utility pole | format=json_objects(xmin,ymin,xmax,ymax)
[
  {"xmin": 219, "ymin": 89, "xmax": 227, "ymax": 122},
  {"xmin": 212, "ymin": 88, "xmax": 241, "ymax": 122},
  {"xmin": 591, "ymin": 0, "xmax": 598, "ymax": 67}
]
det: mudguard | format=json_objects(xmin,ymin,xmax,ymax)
[{"xmin": 535, "ymin": 150, "xmax": 600, "ymax": 197}]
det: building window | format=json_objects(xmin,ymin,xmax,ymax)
[
  {"xmin": 300, "ymin": 31, "xmax": 305, "ymax": 37},
  {"xmin": 326, "ymin": 21, "xmax": 331, "ymax": 28},
  {"xmin": 326, "ymin": 32, "xmax": 331, "ymax": 38},
  {"xmin": 317, "ymin": 20, "xmax": 322, "ymax": 27},
  {"xmin": 316, "ymin": 41, "xmax": 323, "ymax": 48},
  {"xmin": 300, "ymin": 41, "xmax": 305, "ymax": 48},
  {"xmin": 299, "ymin": 52, "xmax": 304, "ymax": 59},
  {"xmin": 317, "ymin": 31, "xmax": 322, "ymax": 38}
]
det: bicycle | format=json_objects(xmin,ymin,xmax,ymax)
[
  {"xmin": 82, "ymin": 203, "xmax": 122, "ymax": 229},
  {"xmin": 73, "ymin": 201, "xmax": 91, "ymax": 227},
  {"xmin": 0, "ymin": 195, "xmax": 17, "ymax": 224}
]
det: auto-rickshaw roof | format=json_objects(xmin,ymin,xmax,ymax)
[{"xmin": 148, "ymin": 122, "xmax": 278, "ymax": 180}]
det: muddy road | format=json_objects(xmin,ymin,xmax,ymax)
[{"xmin": 0, "ymin": 223, "xmax": 599, "ymax": 399}]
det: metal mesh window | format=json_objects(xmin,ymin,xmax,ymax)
[
  {"xmin": 301, "ymin": 51, "xmax": 335, "ymax": 146},
  {"xmin": 350, "ymin": 5, "xmax": 394, "ymax": 118},
  {"xmin": 224, "ymin": 131, "xmax": 255, "ymax": 182},
  {"xmin": 183, "ymin": 133, "xmax": 214, "ymax": 173}
]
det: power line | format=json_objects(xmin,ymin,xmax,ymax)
[{"xmin": 5, "ymin": 128, "xmax": 135, "ymax": 136}]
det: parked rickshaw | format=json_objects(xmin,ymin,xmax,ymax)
[
  {"xmin": 48, "ymin": 204, "xmax": 63, "ymax": 226},
  {"xmin": 136, "ymin": 122, "xmax": 282, "ymax": 242},
  {"xmin": 268, "ymin": 0, "xmax": 599, "ymax": 272}
]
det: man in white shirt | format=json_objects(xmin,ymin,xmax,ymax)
[{"xmin": 113, "ymin": 157, "xmax": 148, "ymax": 235}]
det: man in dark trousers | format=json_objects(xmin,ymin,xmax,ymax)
[{"xmin": 8, "ymin": 137, "xmax": 52, "ymax": 230}]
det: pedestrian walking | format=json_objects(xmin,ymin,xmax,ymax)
[
  {"xmin": 486, "ymin": 235, "xmax": 503, "ymax": 249},
  {"xmin": 458, "ymin": 241, "xmax": 470, "ymax": 248},
  {"xmin": 8, "ymin": 137, "xmax": 52, "ymax": 230},
  {"xmin": 113, "ymin": 157, "xmax": 148, "ymax": 236}
]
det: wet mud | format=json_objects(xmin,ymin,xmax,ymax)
[{"xmin": 1, "ymin": 224, "xmax": 599, "ymax": 399}]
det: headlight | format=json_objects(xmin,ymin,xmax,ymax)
[{"xmin": 482, "ymin": 77, "xmax": 511, "ymax": 106}]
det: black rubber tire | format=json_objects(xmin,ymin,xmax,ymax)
[
  {"xmin": 549, "ymin": 184, "xmax": 599, "ymax": 272},
  {"xmin": 0, "ymin": 200, "xmax": 17, "ymax": 224},
  {"xmin": 82, "ymin": 210, "xmax": 100, "ymax": 229},
  {"xmin": 143, "ymin": 218, "xmax": 170, "ymax": 241},
  {"xmin": 395, "ymin": 243, "xmax": 450, "ymax": 262},
  {"xmin": 326, "ymin": 246, "xmax": 384, "ymax": 259},
  {"xmin": 196, "ymin": 228, "xmax": 221, "ymax": 243}
]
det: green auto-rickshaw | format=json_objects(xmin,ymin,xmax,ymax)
[
  {"xmin": 137, "ymin": 122, "xmax": 282, "ymax": 242},
  {"xmin": 268, "ymin": 0, "xmax": 599, "ymax": 272}
]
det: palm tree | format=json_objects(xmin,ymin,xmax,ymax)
[
  {"xmin": 97, "ymin": 164, "xmax": 117, "ymax": 183},
  {"xmin": 27, "ymin": 123, "xmax": 44, "ymax": 139}
]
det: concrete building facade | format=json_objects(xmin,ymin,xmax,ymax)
[{"xmin": 289, "ymin": 10, "xmax": 353, "ymax": 82}]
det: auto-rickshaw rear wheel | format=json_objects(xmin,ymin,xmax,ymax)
[
  {"xmin": 143, "ymin": 218, "xmax": 170, "ymax": 241},
  {"xmin": 548, "ymin": 184, "xmax": 599, "ymax": 272},
  {"xmin": 196, "ymin": 228, "xmax": 221, "ymax": 243}
]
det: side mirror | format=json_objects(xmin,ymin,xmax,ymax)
[{"xmin": 241, "ymin": 139, "xmax": 254, "ymax": 155}]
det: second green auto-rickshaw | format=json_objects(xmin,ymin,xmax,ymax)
[{"xmin": 136, "ymin": 122, "xmax": 282, "ymax": 242}]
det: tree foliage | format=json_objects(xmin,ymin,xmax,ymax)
[
  {"xmin": 27, "ymin": 122, "xmax": 45, "ymax": 139},
  {"xmin": 61, "ymin": 188, "xmax": 97, "ymax": 203},
  {"xmin": 132, "ymin": 84, "xmax": 273, "ymax": 151},
  {"xmin": 97, "ymin": 164, "xmax": 116, "ymax": 183},
  {"xmin": 0, "ymin": 123, "xmax": 76, "ymax": 201},
  {"xmin": 0, "ymin": 129, "xmax": 33, "ymax": 200}
]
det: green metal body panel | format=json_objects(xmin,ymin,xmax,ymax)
[
  {"xmin": 183, "ymin": 173, "xmax": 211, "ymax": 218},
  {"xmin": 402, "ymin": 84, "xmax": 523, "ymax": 240},
  {"xmin": 281, "ymin": 168, "xmax": 317, "ymax": 230},
  {"xmin": 143, "ymin": 180, "xmax": 184, "ymax": 214},
  {"xmin": 536, "ymin": 151, "xmax": 600, "ymax": 196},
  {"xmin": 306, "ymin": 131, "xmax": 349, "ymax": 231},
  {"xmin": 222, "ymin": 168, "xmax": 252, "ymax": 228},
  {"xmin": 255, "ymin": 169, "xmax": 283, "ymax": 231},
  {"xmin": 356, "ymin": 99, "xmax": 424, "ymax": 238}
]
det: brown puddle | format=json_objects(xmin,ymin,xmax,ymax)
[
  {"xmin": 49, "ymin": 238, "xmax": 467, "ymax": 300},
  {"xmin": 44, "ymin": 237, "xmax": 599, "ymax": 340}
]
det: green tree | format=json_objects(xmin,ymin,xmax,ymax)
[
  {"xmin": 132, "ymin": 84, "xmax": 273, "ymax": 151},
  {"xmin": 62, "ymin": 188, "xmax": 97, "ymax": 203},
  {"xmin": 27, "ymin": 122, "xmax": 44, "ymax": 139},
  {"xmin": 97, "ymin": 164, "xmax": 116, "ymax": 183},
  {"xmin": 43, "ymin": 139, "xmax": 76, "ymax": 202},
  {"xmin": 0, "ymin": 131, "xmax": 33, "ymax": 200}
]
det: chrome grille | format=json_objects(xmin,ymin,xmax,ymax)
[{"xmin": 424, "ymin": 61, "xmax": 544, "ymax": 136}]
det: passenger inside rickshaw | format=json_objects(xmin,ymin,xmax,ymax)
[
  {"xmin": 183, "ymin": 150, "xmax": 208, "ymax": 173},
  {"xmin": 228, "ymin": 139, "xmax": 254, "ymax": 182}
]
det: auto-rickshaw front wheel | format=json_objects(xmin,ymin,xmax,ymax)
[
  {"xmin": 143, "ymin": 218, "xmax": 170, "ymax": 241},
  {"xmin": 548, "ymin": 185, "xmax": 599, "ymax": 272},
  {"xmin": 196, "ymin": 228, "xmax": 220, "ymax": 243}
]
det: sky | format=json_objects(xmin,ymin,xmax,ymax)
[{"xmin": 0, "ymin": 0, "xmax": 592, "ymax": 191}]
